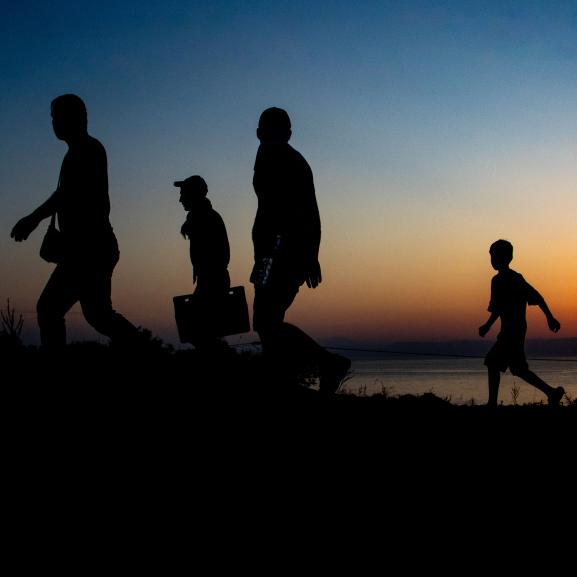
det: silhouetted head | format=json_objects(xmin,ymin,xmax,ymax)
[
  {"xmin": 257, "ymin": 107, "xmax": 292, "ymax": 143},
  {"xmin": 51, "ymin": 94, "xmax": 88, "ymax": 141},
  {"xmin": 175, "ymin": 175, "xmax": 208, "ymax": 211},
  {"xmin": 489, "ymin": 239, "xmax": 513, "ymax": 270}
]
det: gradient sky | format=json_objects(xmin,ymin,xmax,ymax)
[{"xmin": 1, "ymin": 0, "xmax": 576, "ymax": 346}]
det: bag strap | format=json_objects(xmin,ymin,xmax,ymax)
[{"xmin": 50, "ymin": 173, "xmax": 62, "ymax": 229}]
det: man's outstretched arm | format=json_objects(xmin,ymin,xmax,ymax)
[{"xmin": 11, "ymin": 192, "xmax": 59, "ymax": 241}]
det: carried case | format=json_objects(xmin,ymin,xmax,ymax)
[{"xmin": 173, "ymin": 286, "xmax": 250, "ymax": 343}]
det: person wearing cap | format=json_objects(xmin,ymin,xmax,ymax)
[
  {"xmin": 10, "ymin": 94, "xmax": 140, "ymax": 348},
  {"xmin": 175, "ymin": 175, "xmax": 230, "ymax": 349},
  {"xmin": 251, "ymin": 107, "xmax": 351, "ymax": 393}
]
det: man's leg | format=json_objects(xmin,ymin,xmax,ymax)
[
  {"xmin": 254, "ymin": 284, "xmax": 349, "ymax": 392},
  {"xmin": 254, "ymin": 283, "xmax": 309, "ymax": 385},
  {"xmin": 253, "ymin": 283, "xmax": 297, "ymax": 353},
  {"xmin": 37, "ymin": 264, "xmax": 79, "ymax": 348},
  {"xmin": 79, "ymin": 262, "xmax": 139, "ymax": 345}
]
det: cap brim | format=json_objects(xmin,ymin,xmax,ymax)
[{"xmin": 174, "ymin": 181, "xmax": 185, "ymax": 187}]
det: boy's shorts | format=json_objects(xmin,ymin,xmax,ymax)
[{"xmin": 484, "ymin": 338, "xmax": 529, "ymax": 375}]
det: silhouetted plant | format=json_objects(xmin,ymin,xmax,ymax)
[
  {"xmin": 562, "ymin": 390, "xmax": 574, "ymax": 406},
  {"xmin": 356, "ymin": 384, "xmax": 368, "ymax": 396},
  {"xmin": 133, "ymin": 327, "xmax": 174, "ymax": 353},
  {"xmin": 511, "ymin": 383, "xmax": 520, "ymax": 405},
  {"xmin": 0, "ymin": 299, "xmax": 24, "ymax": 348}
]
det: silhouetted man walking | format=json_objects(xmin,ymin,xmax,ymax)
[
  {"xmin": 11, "ymin": 94, "xmax": 139, "ymax": 348},
  {"xmin": 175, "ymin": 175, "xmax": 231, "ymax": 350},
  {"xmin": 251, "ymin": 107, "xmax": 350, "ymax": 392}
]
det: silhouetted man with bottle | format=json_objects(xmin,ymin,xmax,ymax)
[
  {"xmin": 251, "ymin": 107, "xmax": 350, "ymax": 393},
  {"xmin": 11, "ymin": 94, "xmax": 139, "ymax": 348},
  {"xmin": 175, "ymin": 175, "xmax": 230, "ymax": 350}
]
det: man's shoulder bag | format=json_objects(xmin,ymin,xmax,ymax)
[{"xmin": 39, "ymin": 213, "xmax": 63, "ymax": 264}]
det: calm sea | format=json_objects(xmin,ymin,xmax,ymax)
[{"xmin": 341, "ymin": 357, "xmax": 577, "ymax": 405}]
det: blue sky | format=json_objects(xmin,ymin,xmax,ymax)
[{"xmin": 1, "ymin": 1, "xmax": 576, "ymax": 345}]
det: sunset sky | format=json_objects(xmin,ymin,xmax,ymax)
[{"xmin": 1, "ymin": 0, "xmax": 576, "ymax": 347}]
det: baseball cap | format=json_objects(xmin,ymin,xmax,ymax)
[{"xmin": 173, "ymin": 175, "xmax": 208, "ymax": 196}]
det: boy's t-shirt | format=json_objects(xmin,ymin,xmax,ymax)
[{"xmin": 488, "ymin": 269, "xmax": 541, "ymax": 339}]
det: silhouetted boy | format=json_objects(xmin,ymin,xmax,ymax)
[
  {"xmin": 479, "ymin": 239, "xmax": 565, "ymax": 407},
  {"xmin": 251, "ymin": 107, "xmax": 350, "ymax": 393},
  {"xmin": 175, "ymin": 175, "xmax": 230, "ymax": 350},
  {"xmin": 11, "ymin": 94, "xmax": 139, "ymax": 348}
]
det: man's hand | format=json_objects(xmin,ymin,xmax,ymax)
[
  {"xmin": 479, "ymin": 324, "xmax": 490, "ymax": 338},
  {"xmin": 547, "ymin": 316, "xmax": 561, "ymax": 333},
  {"xmin": 11, "ymin": 215, "xmax": 39, "ymax": 242},
  {"xmin": 305, "ymin": 261, "xmax": 322, "ymax": 289}
]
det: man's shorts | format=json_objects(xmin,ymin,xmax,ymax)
[
  {"xmin": 484, "ymin": 337, "xmax": 529, "ymax": 375},
  {"xmin": 252, "ymin": 282, "xmax": 300, "ymax": 333}
]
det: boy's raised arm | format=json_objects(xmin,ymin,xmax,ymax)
[
  {"xmin": 528, "ymin": 285, "xmax": 561, "ymax": 333},
  {"xmin": 538, "ymin": 297, "xmax": 561, "ymax": 333}
]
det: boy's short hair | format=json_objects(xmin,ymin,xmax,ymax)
[{"xmin": 490, "ymin": 239, "xmax": 513, "ymax": 264}]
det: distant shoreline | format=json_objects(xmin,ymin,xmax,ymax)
[{"xmin": 319, "ymin": 337, "xmax": 577, "ymax": 360}]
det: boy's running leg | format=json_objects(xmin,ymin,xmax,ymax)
[{"xmin": 488, "ymin": 368, "xmax": 500, "ymax": 407}]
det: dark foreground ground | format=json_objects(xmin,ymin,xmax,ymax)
[
  {"xmin": 3, "ymin": 340, "xmax": 574, "ymax": 562},
  {"xmin": 4, "ymin": 341, "xmax": 574, "ymax": 440}
]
